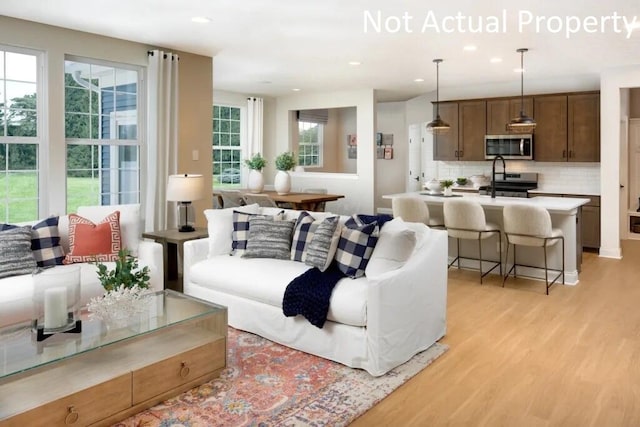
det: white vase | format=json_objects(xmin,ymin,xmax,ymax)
[
  {"xmin": 247, "ymin": 170, "xmax": 264, "ymax": 193},
  {"xmin": 443, "ymin": 187, "xmax": 453, "ymax": 196},
  {"xmin": 274, "ymin": 170, "xmax": 291, "ymax": 195}
]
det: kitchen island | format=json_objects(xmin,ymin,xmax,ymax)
[{"xmin": 382, "ymin": 192, "xmax": 590, "ymax": 285}]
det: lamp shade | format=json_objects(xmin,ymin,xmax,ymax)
[{"xmin": 166, "ymin": 174, "xmax": 204, "ymax": 202}]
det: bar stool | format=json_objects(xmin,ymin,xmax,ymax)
[
  {"xmin": 392, "ymin": 197, "xmax": 445, "ymax": 228},
  {"xmin": 443, "ymin": 198, "xmax": 501, "ymax": 284},
  {"xmin": 502, "ymin": 204, "xmax": 564, "ymax": 295}
]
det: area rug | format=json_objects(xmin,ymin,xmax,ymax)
[{"xmin": 114, "ymin": 328, "xmax": 448, "ymax": 427}]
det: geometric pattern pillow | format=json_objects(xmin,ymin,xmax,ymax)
[
  {"xmin": 0, "ymin": 226, "xmax": 38, "ymax": 279},
  {"xmin": 232, "ymin": 210, "xmax": 284, "ymax": 256},
  {"xmin": 334, "ymin": 221, "xmax": 379, "ymax": 279},
  {"xmin": 63, "ymin": 211, "xmax": 121, "ymax": 264},
  {"xmin": 344, "ymin": 213, "xmax": 393, "ymax": 230},
  {"xmin": 1, "ymin": 217, "xmax": 66, "ymax": 267},
  {"xmin": 290, "ymin": 211, "xmax": 323, "ymax": 262}
]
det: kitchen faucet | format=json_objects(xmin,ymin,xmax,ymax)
[{"xmin": 491, "ymin": 154, "xmax": 506, "ymax": 199}]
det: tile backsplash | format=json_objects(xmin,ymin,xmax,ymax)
[{"xmin": 424, "ymin": 160, "xmax": 600, "ymax": 195}]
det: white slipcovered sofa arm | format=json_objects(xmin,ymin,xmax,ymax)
[
  {"xmin": 137, "ymin": 240, "xmax": 164, "ymax": 292},
  {"xmin": 183, "ymin": 238, "xmax": 210, "ymax": 289}
]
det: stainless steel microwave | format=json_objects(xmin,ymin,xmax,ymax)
[{"xmin": 484, "ymin": 134, "xmax": 533, "ymax": 160}]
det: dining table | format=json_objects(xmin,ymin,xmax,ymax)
[{"xmin": 213, "ymin": 189, "xmax": 344, "ymax": 212}]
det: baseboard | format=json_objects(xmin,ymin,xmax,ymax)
[{"xmin": 599, "ymin": 246, "xmax": 622, "ymax": 259}]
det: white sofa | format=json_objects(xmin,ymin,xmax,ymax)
[
  {"xmin": 0, "ymin": 204, "xmax": 163, "ymax": 327},
  {"xmin": 183, "ymin": 206, "xmax": 448, "ymax": 376}
]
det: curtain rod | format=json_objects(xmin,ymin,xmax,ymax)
[{"xmin": 147, "ymin": 50, "xmax": 180, "ymax": 60}]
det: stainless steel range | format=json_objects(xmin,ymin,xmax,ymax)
[{"xmin": 479, "ymin": 172, "xmax": 538, "ymax": 198}]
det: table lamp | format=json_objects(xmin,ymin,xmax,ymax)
[{"xmin": 166, "ymin": 174, "xmax": 204, "ymax": 232}]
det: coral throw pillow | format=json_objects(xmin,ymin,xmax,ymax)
[{"xmin": 64, "ymin": 211, "xmax": 122, "ymax": 264}]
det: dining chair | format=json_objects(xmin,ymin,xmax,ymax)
[
  {"xmin": 219, "ymin": 190, "xmax": 244, "ymax": 209},
  {"xmin": 242, "ymin": 193, "xmax": 279, "ymax": 208},
  {"xmin": 502, "ymin": 204, "xmax": 564, "ymax": 295},
  {"xmin": 303, "ymin": 188, "xmax": 328, "ymax": 212}
]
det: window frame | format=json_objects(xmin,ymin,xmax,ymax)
[
  {"xmin": 0, "ymin": 44, "xmax": 45, "ymax": 222},
  {"xmin": 297, "ymin": 120, "xmax": 324, "ymax": 168},
  {"xmin": 212, "ymin": 103, "xmax": 245, "ymax": 188},
  {"xmin": 64, "ymin": 55, "xmax": 144, "ymax": 212}
]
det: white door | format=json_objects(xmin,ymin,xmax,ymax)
[{"xmin": 407, "ymin": 123, "xmax": 422, "ymax": 191}]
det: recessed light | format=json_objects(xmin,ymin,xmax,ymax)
[
  {"xmin": 463, "ymin": 45, "xmax": 477, "ymax": 51},
  {"xmin": 414, "ymin": 78, "xmax": 425, "ymax": 82},
  {"xmin": 490, "ymin": 57, "xmax": 502, "ymax": 63},
  {"xmin": 348, "ymin": 61, "xmax": 361, "ymax": 66},
  {"xmin": 292, "ymin": 88, "xmax": 301, "ymax": 92},
  {"xmin": 191, "ymin": 16, "xmax": 211, "ymax": 23}
]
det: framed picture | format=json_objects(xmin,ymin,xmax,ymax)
[
  {"xmin": 347, "ymin": 134, "xmax": 357, "ymax": 146},
  {"xmin": 383, "ymin": 133, "xmax": 394, "ymax": 145},
  {"xmin": 376, "ymin": 132, "xmax": 383, "ymax": 146},
  {"xmin": 348, "ymin": 146, "xmax": 357, "ymax": 159},
  {"xmin": 376, "ymin": 147, "xmax": 385, "ymax": 159},
  {"xmin": 384, "ymin": 146, "xmax": 393, "ymax": 160}
]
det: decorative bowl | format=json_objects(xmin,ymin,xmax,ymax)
[{"xmin": 424, "ymin": 179, "xmax": 442, "ymax": 193}]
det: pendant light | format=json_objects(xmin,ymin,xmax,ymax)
[
  {"xmin": 426, "ymin": 58, "xmax": 450, "ymax": 134},
  {"xmin": 507, "ymin": 48, "xmax": 536, "ymax": 133}
]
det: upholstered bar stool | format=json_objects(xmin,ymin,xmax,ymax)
[
  {"xmin": 443, "ymin": 198, "xmax": 501, "ymax": 284},
  {"xmin": 392, "ymin": 197, "xmax": 445, "ymax": 228},
  {"xmin": 502, "ymin": 204, "xmax": 564, "ymax": 295}
]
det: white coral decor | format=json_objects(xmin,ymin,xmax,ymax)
[{"xmin": 87, "ymin": 285, "xmax": 151, "ymax": 325}]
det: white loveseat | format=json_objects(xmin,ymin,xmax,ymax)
[
  {"xmin": 183, "ymin": 206, "xmax": 448, "ymax": 376},
  {"xmin": 0, "ymin": 204, "xmax": 163, "ymax": 327}
]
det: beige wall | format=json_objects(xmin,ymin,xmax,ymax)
[
  {"xmin": 0, "ymin": 16, "xmax": 213, "ymax": 227},
  {"xmin": 630, "ymin": 88, "xmax": 640, "ymax": 118}
]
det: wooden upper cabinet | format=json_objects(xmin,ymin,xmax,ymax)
[
  {"xmin": 533, "ymin": 95, "xmax": 568, "ymax": 161},
  {"xmin": 458, "ymin": 100, "xmax": 486, "ymax": 160},
  {"xmin": 486, "ymin": 97, "xmax": 533, "ymax": 135},
  {"xmin": 432, "ymin": 102, "xmax": 459, "ymax": 161},
  {"xmin": 568, "ymin": 93, "xmax": 600, "ymax": 162}
]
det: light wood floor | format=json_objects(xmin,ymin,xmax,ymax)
[{"xmin": 353, "ymin": 240, "xmax": 640, "ymax": 427}]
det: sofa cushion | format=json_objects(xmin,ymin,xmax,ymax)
[
  {"xmin": 335, "ymin": 221, "xmax": 379, "ymax": 278},
  {"xmin": 0, "ymin": 226, "xmax": 38, "ymax": 279},
  {"xmin": 242, "ymin": 217, "xmax": 295, "ymax": 260},
  {"xmin": 1, "ymin": 217, "xmax": 65, "ymax": 267},
  {"xmin": 204, "ymin": 204, "xmax": 259, "ymax": 257},
  {"xmin": 304, "ymin": 216, "xmax": 341, "ymax": 272},
  {"xmin": 345, "ymin": 213, "xmax": 394, "ymax": 229},
  {"xmin": 365, "ymin": 218, "xmax": 417, "ymax": 278},
  {"xmin": 232, "ymin": 210, "xmax": 284, "ymax": 256},
  {"xmin": 77, "ymin": 204, "xmax": 140, "ymax": 256},
  {"xmin": 64, "ymin": 211, "xmax": 122, "ymax": 264},
  {"xmin": 189, "ymin": 256, "xmax": 368, "ymax": 327},
  {"xmin": 291, "ymin": 211, "xmax": 327, "ymax": 262}
]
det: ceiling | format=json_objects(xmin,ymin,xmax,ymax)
[{"xmin": 1, "ymin": 0, "xmax": 639, "ymax": 101}]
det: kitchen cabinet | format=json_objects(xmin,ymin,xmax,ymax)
[
  {"xmin": 564, "ymin": 195, "xmax": 600, "ymax": 249},
  {"xmin": 533, "ymin": 95, "xmax": 568, "ymax": 161},
  {"xmin": 433, "ymin": 102, "xmax": 459, "ymax": 161},
  {"xmin": 568, "ymin": 93, "xmax": 600, "ymax": 162},
  {"xmin": 458, "ymin": 100, "xmax": 486, "ymax": 160},
  {"xmin": 486, "ymin": 97, "xmax": 533, "ymax": 135}
]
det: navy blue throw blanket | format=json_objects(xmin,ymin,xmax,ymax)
[{"xmin": 282, "ymin": 262, "xmax": 345, "ymax": 328}]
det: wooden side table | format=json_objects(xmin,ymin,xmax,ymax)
[{"xmin": 142, "ymin": 227, "xmax": 208, "ymax": 292}]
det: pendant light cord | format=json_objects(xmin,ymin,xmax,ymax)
[{"xmin": 520, "ymin": 50, "xmax": 524, "ymax": 115}]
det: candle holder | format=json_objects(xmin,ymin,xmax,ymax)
[{"xmin": 32, "ymin": 265, "xmax": 82, "ymax": 342}]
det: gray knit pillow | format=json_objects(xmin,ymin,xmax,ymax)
[
  {"xmin": 242, "ymin": 218, "xmax": 295, "ymax": 260},
  {"xmin": 0, "ymin": 226, "xmax": 38, "ymax": 279},
  {"xmin": 305, "ymin": 216, "xmax": 341, "ymax": 272}
]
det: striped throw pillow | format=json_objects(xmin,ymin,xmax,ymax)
[{"xmin": 0, "ymin": 226, "xmax": 38, "ymax": 279}]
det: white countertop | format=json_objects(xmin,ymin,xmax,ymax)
[
  {"xmin": 528, "ymin": 188, "xmax": 600, "ymax": 197},
  {"xmin": 383, "ymin": 192, "xmax": 590, "ymax": 214}
]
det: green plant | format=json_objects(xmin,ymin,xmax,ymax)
[
  {"xmin": 275, "ymin": 151, "xmax": 296, "ymax": 171},
  {"xmin": 456, "ymin": 177, "xmax": 468, "ymax": 186},
  {"xmin": 93, "ymin": 249, "xmax": 150, "ymax": 292},
  {"xmin": 441, "ymin": 179, "xmax": 454, "ymax": 189},
  {"xmin": 244, "ymin": 153, "xmax": 267, "ymax": 170}
]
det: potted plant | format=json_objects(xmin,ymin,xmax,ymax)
[
  {"xmin": 274, "ymin": 151, "xmax": 296, "ymax": 195},
  {"xmin": 441, "ymin": 179, "xmax": 454, "ymax": 196},
  {"xmin": 244, "ymin": 153, "xmax": 267, "ymax": 193}
]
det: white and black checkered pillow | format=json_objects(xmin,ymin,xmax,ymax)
[
  {"xmin": 334, "ymin": 221, "xmax": 379, "ymax": 278},
  {"xmin": 232, "ymin": 210, "xmax": 284, "ymax": 256},
  {"xmin": 291, "ymin": 211, "xmax": 323, "ymax": 262},
  {"xmin": 1, "ymin": 217, "xmax": 65, "ymax": 267}
]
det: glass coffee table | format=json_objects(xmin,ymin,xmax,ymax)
[{"xmin": 0, "ymin": 289, "xmax": 227, "ymax": 426}]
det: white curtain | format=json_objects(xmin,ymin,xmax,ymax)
[
  {"xmin": 245, "ymin": 97, "xmax": 264, "ymax": 160},
  {"xmin": 145, "ymin": 50, "xmax": 179, "ymax": 231}
]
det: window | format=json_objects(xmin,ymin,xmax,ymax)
[
  {"xmin": 0, "ymin": 47, "xmax": 40, "ymax": 223},
  {"xmin": 64, "ymin": 58, "xmax": 141, "ymax": 213},
  {"xmin": 298, "ymin": 121, "xmax": 323, "ymax": 167},
  {"xmin": 212, "ymin": 105, "xmax": 242, "ymax": 187}
]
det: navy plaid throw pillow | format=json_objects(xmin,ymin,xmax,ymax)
[
  {"xmin": 1, "ymin": 217, "xmax": 65, "ymax": 267},
  {"xmin": 290, "ymin": 211, "xmax": 326, "ymax": 262},
  {"xmin": 231, "ymin": 210, "xmax": 284, "ymax": 256},
  {"xmin": 334, "ymin": 221, "xmax": 379, "ymax": 278}
]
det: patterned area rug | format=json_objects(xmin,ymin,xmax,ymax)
[{"xmin": 115, "ymin": 328, "xmax": 448, "ymax": 426}]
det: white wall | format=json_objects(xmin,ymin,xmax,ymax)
[
  {"xmin": 601, "ymin": 65, "xmax": 640, "ymax": 259},
  {"xmin": 275, "ymin": 89, "xmax": 376, "ymax": 215},
  {"xmin": 376, "ymin": 102, "xmax": 407, "ymax": 209}
]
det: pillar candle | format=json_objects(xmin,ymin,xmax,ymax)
[{"xmin": 44, "ymin": 287, "xmax": 68, "ymax": 329}]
